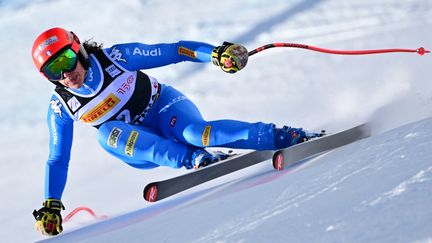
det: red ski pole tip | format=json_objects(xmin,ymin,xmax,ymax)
[{"xmin": 416, "ymin": 47, "xmax": 430, "ymax": 56}]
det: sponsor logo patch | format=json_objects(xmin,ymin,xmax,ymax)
[
  {"xmin": 109, "ymin": 46, "xmax": 126, "ymax": 62},
  {"xmin": 132, "ymin": 47, "xmax": 161, "ymax": 56},
  {"xmin": 50, "ymin": 115, "xmax": 58, "ymax": 145},
  {"xmin": 159, "ymin": 96, "xmax": 187, "ymax": 113},
  {"xmin": 105, "ymin": 64, "xmax": 121, "ymax": 78},
  {"xmin": 33, "ymin": 35, "xmax": 59, "ymax": 60},
  {"xmin": 67, "ymin": 96, "xmax": 81, "ymax": 112},
  {"xmin": 116, "ymin": 75, "xmax": 134, "ymax": 94},
  {"xmin": 202, "ymin": 125, "xmax": 211, "ymax": 146},
  {"xmin": 125, "ymin": 130, "xmax": 139, "ymax": 157},
  {"xmin": 87, "ymin": 67, "xmax": 94, "ymax": 82},
  {"xmin": 178, "ymin": 46, "xmax": 197, "ymax": 59},
  {"xmin": 80, "ymin": 93, "xmax": 120, "ymax": 124},
  {"xmin": 170, "ymin": 116, "xmax": 177, "ymax": 127},
  {"xmin": 50, "ymin": 99, "xmax": 62, "ymax": 118},
  {"xmin": 108, "ymin": 127, "xmax": 123, "ymax": 148}
]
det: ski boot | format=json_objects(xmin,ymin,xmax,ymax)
[
  {"xmin": 190, "ymin": 149, "xmax": 231, "ymax": 170},
  {"xmin": 273, "ymin": 125, "xmax": 325, "ymax": 149}
]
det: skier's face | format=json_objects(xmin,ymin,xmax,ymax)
[{"xmin": 59, "ymin": 60, "xmax": 86, "ymax": 89}]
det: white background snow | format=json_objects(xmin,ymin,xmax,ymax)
[{"xmin": 0, "ymin": 0, "xmax": 431, "ymax": 242}]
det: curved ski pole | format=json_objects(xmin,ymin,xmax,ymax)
[{"xmin": 248, "ymin": 43, "xmax": 430, "ymax": 57}]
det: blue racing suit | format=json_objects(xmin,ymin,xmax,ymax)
[{"xmin": 45, "ymin": 41, "xmax": 277, "ymax": 199}]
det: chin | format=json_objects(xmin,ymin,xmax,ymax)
[
  {"xmin": 68, "ymin": 81, "xmax": 84, "ymax": 89},
  {"xmin": 72, "ymin": 84, "xmax": 84, "ymax": 89}
]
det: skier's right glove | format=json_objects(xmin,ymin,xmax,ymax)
[
  {"xmin": 212, "ymin": 42, "xmax": 248, "ymax": 73},
  {"xmin": 33, "ymin": 199, "xmax": 65, "ymax": 236}
]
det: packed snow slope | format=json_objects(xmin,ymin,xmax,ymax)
[{"xmin": 0, "ymin": 0, "xmax": 431, "ymax": 242}]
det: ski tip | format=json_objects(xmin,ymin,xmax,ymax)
[
  {"xmin": 272, "ymin": 151, "xmax": 284, "ymax": 171},
  {"xmin": 144, "ymin": 184, "xmax": 158, "ymax": 202},
  {"xmin": 358, "ymin": 122, "xmax": 372, "ymax": 138}
]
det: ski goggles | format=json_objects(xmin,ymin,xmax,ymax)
[{"xmin": 41, "ymin": 48, "xmax": 78, "ymax": 81}]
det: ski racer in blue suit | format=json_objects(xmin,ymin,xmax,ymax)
[{"xmin": 31, "ymin": 27, "xmax": 313, "ymax": 236}]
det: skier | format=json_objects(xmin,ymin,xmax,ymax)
[{"xmin": 31, "ymin": 27, "xmax": 317, "ymax": 236}]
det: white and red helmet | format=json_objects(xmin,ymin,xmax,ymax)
[{"xmin": 32, "ymin": 27, "xmax": 89, "ymax": 79}]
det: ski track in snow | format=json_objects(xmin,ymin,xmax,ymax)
[
  {"xmin": 192, "ymin": 158, "xmax": 376, "ymax": 242},
  {"xmin": 364, "ymin": 165, "xmax": 432, "ymax": 207}
]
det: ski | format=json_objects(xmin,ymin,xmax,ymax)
[
  {"xmin": 272, "ymin": 123, "xmax": 371, "ymax": 170},
  {"xmin": 144, "ymin": 150, "xmax": 274, "ymax": 202},
  {"xmin": 143, "ymin": 123, "xmax": 371, "ymax": 202}
]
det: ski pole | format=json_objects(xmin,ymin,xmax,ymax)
[{"xmin": 248, "ymin": 43, "xmax": 430, "ymax": 57}]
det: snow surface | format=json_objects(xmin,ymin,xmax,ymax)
[{"xmin": 0, "ymin": 0, "xmax": 431, "ymax": 242}]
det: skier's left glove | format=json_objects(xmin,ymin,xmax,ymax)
[
  {"xmin": 33, "ymin": 199, "xmax": 65, "ymax": 236},
  {"xmin": 212, "ymin": 42, "xmax": 248, "ymax": 73}
]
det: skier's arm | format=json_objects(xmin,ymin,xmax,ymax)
[
  {"xmin": 105, "ymin": 41, "xmax": 215, "ymax": 70},
  {"xmin": 105, "ymin": 41, "xmax": 249, "ymax": 73},
  {"xmin": 34, "ymin": 97, "xmax": 72, "ymax": 235},
  {"xmin": 45, "ymin": 96, "xmax": 74, "ymax": 200}
]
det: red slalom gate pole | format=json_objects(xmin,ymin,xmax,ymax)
[
  {"xmin": 248, "ymin": 43, "xmax": 430, "ymax": 57},
  {"xmin": 63, "ymin": 206, "xmax": 107, "ymax": 223}
]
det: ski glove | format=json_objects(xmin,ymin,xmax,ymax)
[
  {"xmin": 212, "ymin": 42, "xmax": 248, "ymax": 73},
  {"xmin": 33, "ymin": 199, "xmax": 65, "ymax": 236}
]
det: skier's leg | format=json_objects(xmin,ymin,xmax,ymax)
[
  {"xmin": 152, "ymin": 86, "xmax": 307, "ymax": 150},
  {"xmin": 180, "ymin": 120, "xmax": 311, "ymax": 150},
  {"xmin": 97, "ymin": 121, "xmax": 195, "ymax": 169}
]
